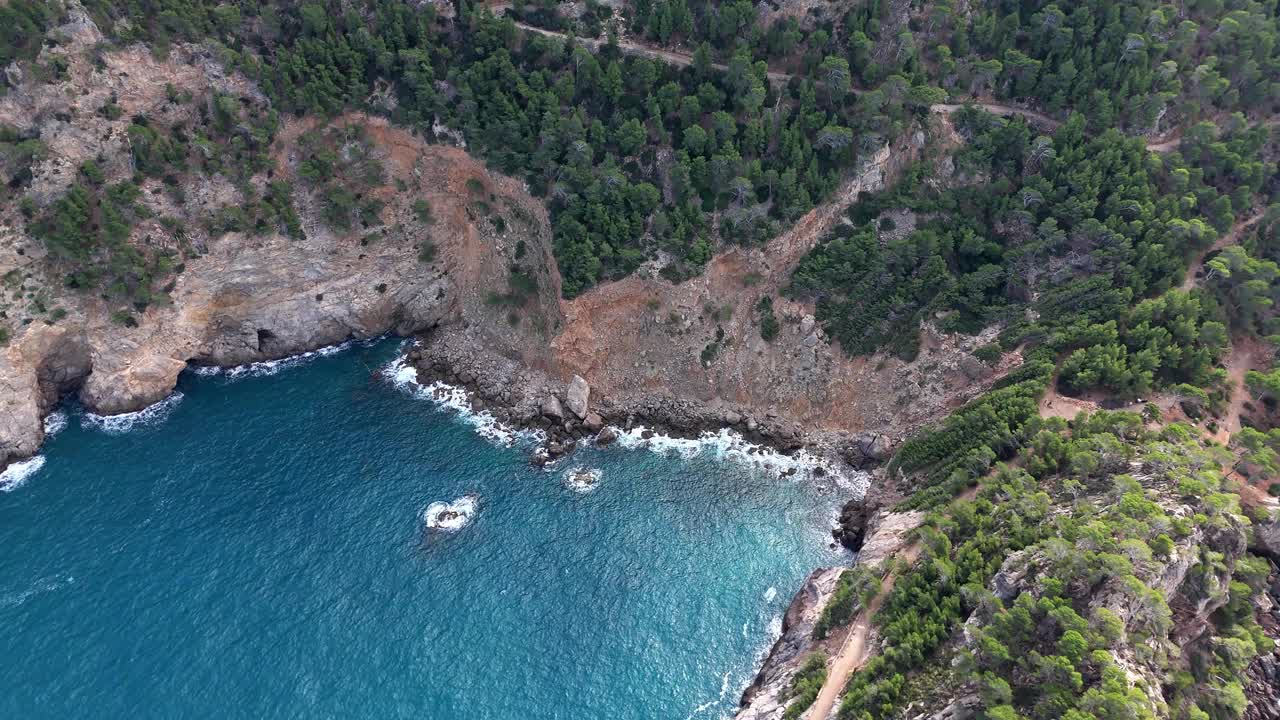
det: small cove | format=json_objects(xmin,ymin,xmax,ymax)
[{"xmin": 0, "ymin": 340, "xmax": 851, "ymax": 719}]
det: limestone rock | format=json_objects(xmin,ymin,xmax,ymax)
[
  {"xmin": 541, "ymin": 395, "xmax": 565, "ymax": 420},
  {"xmin": 857, "ymin": 510, "xmax": 926, "ymax": 570},
  {"xmin": 1255, "ymin": 513, "xmax": 1280, "ymax": 559},
  {"xmin": 736, "ymin": 566, "xmax": 846, "ymax": 720},
  {"xmin": 566, "ymin": 374, "xmax": 590, "ymax": 419},
  {"xmin": 584, "ymin": 412, "xmax": 604, "ymax": 431}
]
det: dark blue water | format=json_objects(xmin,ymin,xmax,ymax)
[{"xmin": 0, "ymin": 341, "xmax": 849, "ymax": 719}]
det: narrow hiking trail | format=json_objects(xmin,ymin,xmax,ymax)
[
  {"xmin": 804, "ymin": 542, "xmax": 923, "ymax": 720},
  {"xmin": 1179, "ymin": 211, "xmax": 1268, "ymax": 291},
  {"xmin": 929, "ymin": 101, "xmax": 1059, "ymax": 130},
  {"xmin": 1215, "ymin": 343, "xmax": 1255, "ymax": 444}
]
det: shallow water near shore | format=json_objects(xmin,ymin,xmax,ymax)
[{"xmin": 0, "ymin": 340, "xmax": 850, "ymax": 719}]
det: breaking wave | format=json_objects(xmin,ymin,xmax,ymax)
[
  {"xmin": 0, "ymin": 455, "xmax": 46, "ymax": 492},
  {"xmin": 382, "ymin": 354, "xmax": 542, "ymax": 447},
  {"xmin": 423, "ymin": 495, "xmax": 478, "ymax": 531},
  {"xmin": 562, "ymin": 467, "xmax": 602, "ymax": 494},
  {"xmin": 189, "ymin": 338, "xmax": 372, "ymax": 381},
  {"xmin": 611, "ymin": 426, "xmax": 870, "ymax": 493},
  {"xmin": 83, "ymin": 392, "xmax": 184, "ymax": 434},
  {"xmin": 43, "ymin": 411, "xmax": 68, "ymax": 437}
]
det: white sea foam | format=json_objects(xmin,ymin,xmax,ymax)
[
  {"xmin": 190, "ymin": 338, "xmax": 369, "ymax": 381},
  {"xmin": 0, "ymin": 455, "xmax": 45, "ymax": 492},
  {"xmin": 423, "ymin": 495, "xmax": 478, "ymax": 531},
  {"xmin": 611, "ymin": 426, "xmax": 870, "ymax": 494},
  {"xmin": 0, "ymin": 574, "xmax": 75, "ymax": 608},
  {"xmin": 692, "ymin": 612, "xmax": 788, "ymax": 720},
  {"xmin": 684, "ymin": 670, "xmax": 734, "ymax": 719},
  {"xmin": 562, "ymin": 466, "xmax": 602, "ymax": 494},
  {"xmin": 42, "ymin": 411, "xmax": 68, "ymax": 437},
  {"xmin": 382, "ymin": 354, "xmax": 542, "ymax": 448},
  {"xmin": 765, "ymin": 614, "xmax": 783, "ymax": 640},
  {"xmin": 82, "ymin": 392, "xmax": 184, "ymax": 434}
]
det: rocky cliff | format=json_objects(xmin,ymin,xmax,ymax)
[
  {"xmin": 0, "ymin": 8, "xmax": 561, "ymax": 469},
  {"xmin": 1, "ymin": 7, "xmax": 1006, "ymax": 475}
]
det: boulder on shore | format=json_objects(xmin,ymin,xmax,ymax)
[
  {"xmin": 834, "ymin": 498, "xmax": 871, "ymax": 551},
  {"xmin": 566, "ymin": 375, "xmax": 590, "ymax": 419},
  {"xmin": 541, "ymin": 395, "xmax": 565, "ymax": 420}
]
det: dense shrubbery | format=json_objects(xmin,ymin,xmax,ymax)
[
  {"xmin": 841, "ymin": 416, "xmax": 1267, "ymax": 720},
  {"xmin": 794, "ymin": 108, "xmax": 1271, "ymax": 363},
  {"xmin": 927, "ymin": 0, "xmax": 1280, "ymax": 133},
  {"xmin": 0, "ymin": 0, "xmax": 62, "ymax": 66},
  {"xmin": 783, "ymin": 651, "xmax": 828, "ymax": 720},
  {"xmin": 813, "ymin": 565, "xmax": 880, "ymax": 640},
  {"xmin": 625, "ymin": 0, "xmax": 1280, "ymax": 138},
  {"xmin": 30, "ymin": 166, "xmax": 173, "ymax": 309}
]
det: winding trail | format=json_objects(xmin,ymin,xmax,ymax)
[
  {"xmin": 804, "ymin": 543, "xmax": 922, "ymax": 720},
  {"xmin": 929, "ymin": 102, "xmax": 1059, "ymax": 131},
  {"xmin": 1179, "ymin": 211, "xmax": 1268, "ymax": 292}
]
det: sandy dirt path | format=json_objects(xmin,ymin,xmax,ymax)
[{"xmin": 1215, "ymin": 342, "xmax": 1259, "ymax": 444}]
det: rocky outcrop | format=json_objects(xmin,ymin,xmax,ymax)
[
  {"xmin": 1255, "ymin": 512, "xmax": 1280, "ymax": 560},
  {"xmin": 833, "ymin": 497, "xmax": 871, "ymax": 551},
  {"xmin": 735, "ymin": 507, "xmax": 925, "ymax": 720},
  {"xmin": 0, "ymin": 18, "xmax": 560, "ymax": 470},
  {"xmin": 855, "ymin": 509, "xmax": 926, "ymax": 570},
  {"xmin": 736, "ymin": 567, "xmax": 844, "ymax": 720}
]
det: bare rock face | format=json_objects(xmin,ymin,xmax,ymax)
[
  {"xmin": 1255, "ymin": 513, "xmax": 1280, "ymax": 560},
  {"xmin": 856, "ymin": 509, "xmax": 926, "ymax": 569},
  {"xmin": 566, "ymin": 374, "xmax": 590, "ymax": 419}
]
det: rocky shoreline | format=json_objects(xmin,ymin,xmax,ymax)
[{"xmin": 404, "ymin": 329, "xmax": 896, "ymax": 474}]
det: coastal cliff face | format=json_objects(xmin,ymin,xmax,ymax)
[
  {"xmin": 0, "ymin": 9, "xmax": 560, "ymax": 468},
  {"xmin": 1, "ymin": 8, "xmax": 1007, "ymax": 472},
  {"xmin": 407, "ymin": 122, "xmax": 1014, "ymax": 459}
]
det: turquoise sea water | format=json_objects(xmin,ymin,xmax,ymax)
[{"xmin": 0, "ymin": 341, "xmax": 850, "ymax": 719}]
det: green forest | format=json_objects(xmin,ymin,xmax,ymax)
[{"xmin": 1, "ymin": 2, "xmax": 1278, "ymax": 719}]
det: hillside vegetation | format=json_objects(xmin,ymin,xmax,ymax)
[{"xmin": 1, "ymin": 2, "xmax": 1278, "ymax": 719}]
